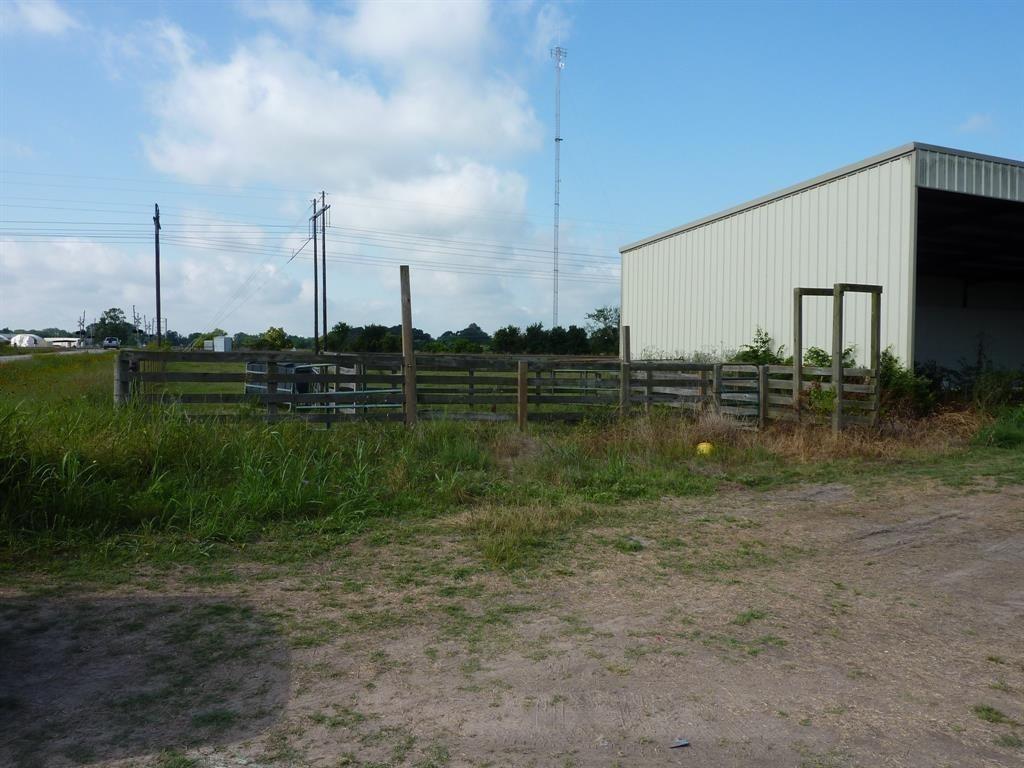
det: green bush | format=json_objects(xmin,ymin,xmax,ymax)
[
  {"xmin": 731, "ymin": 328, "xmax": 785, "ymax": 365},
  {"xmin": 879, "ymin": 349, "xmax": 936, "ymax": 418},
  {"xmin": 803, "ymin": 346, "xmax": 856, "ymax": 368}
]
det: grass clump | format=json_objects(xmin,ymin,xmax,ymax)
[
  {"xmin": 972, "ymin": 704, "xmax": 1016, "ymax": 725},
  {"xmin": 977, "ymin": 406, "xmax": 1024, "ymax": 449}
]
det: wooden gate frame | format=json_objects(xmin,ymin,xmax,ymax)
[{"xmin": 793, "ymin": 283, "xmax": 882, "ymax": 433}]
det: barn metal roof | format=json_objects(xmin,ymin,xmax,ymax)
[{"xmin": 620, "ymin": 142, "xmax": 1024, "ymax": 253}]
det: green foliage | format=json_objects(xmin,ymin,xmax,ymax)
[
  {"xmin": 977, "ymin": 406, "xmax": 1024, "ymax": 449},
  {"xmin": 91, "ymin": 308, "xmax": 136, "ymax": 344},
  {"xmin": 731, "ymin": 328, "xmax": 785, "ymax": 365},
  {"xmin": 803, "ymin": 346, "xmax": 856, "ymax": 368},
  {"xmin": 972, "ymin": 371, "xmax": 1021, "ymax": 412},
  {"xmin": 323, "ymin": 322, "xmax": 351, "ymax": 353},
  {"xmin": 491, "ymin": 325, "xmax": 524, "ymax": 353},
  {"xmin": 251, "ymin": 326, "xmax": 289, "ymax": 350},
  {"xmin": 585, "ymin": 306, "xmax": 620, "ymax": 355},
  {"xmin": 879, "ymin": 349, "xmax": 936, "ymax": 418}
]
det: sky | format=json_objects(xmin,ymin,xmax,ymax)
[{"xmin": 1, "ymin": 0, "xmax": 1022, "ymax": 337}]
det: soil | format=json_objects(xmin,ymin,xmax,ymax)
[{"xmin": 2, "ymin": 477, "xmax": 1023, "ymax": 768}]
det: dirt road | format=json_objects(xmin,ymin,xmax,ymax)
[{"xmin": 2, "ymin": 478, "xmax": 1022, "ymax": 767}]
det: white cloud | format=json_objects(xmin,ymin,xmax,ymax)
[
  {"xmin": 957, "ymin": 113, "xmax": 994, "ymax": 133},
  {"xmin": 0, "ymin": 0, "xmax": 78, "ymax": 36},
  {"xmin": 236, "ymin": 0, "xmax": 315, "ymax": 36},
  {"xmin": 33, "ymin": 0, "xmax": 616, "ymax": 336},
  {"xmin": 0, "ymin": 226, "xmax": 306, "ymax": 334},
  {"xmin": 325, "ymin": 0, "xmax": 491, "ymax": 64},
  {"xmin": 142, "ymin": 30, "xmax": 539, "ymax": 186},
  {"xmin": 532, "ymin": 2, "xmax": 572, "ymax": 60}
]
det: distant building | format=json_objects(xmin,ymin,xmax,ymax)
[{"xmin": 10, "ymin": 334, "xmax": 47, "ymax": 348}]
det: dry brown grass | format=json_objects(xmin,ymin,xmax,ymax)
[
  {"xmin": 761, "ymin": 410, "xmax": 985, "ymax": 461},
  {"xmin": 575, "ymin": 408, "xmax": 985, "ymax": 465}
]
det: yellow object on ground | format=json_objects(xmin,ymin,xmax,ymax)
[{"xmin": 696, "ymin": 441, "xmax": 714, "ymax": 456}]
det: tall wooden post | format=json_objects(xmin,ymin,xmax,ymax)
[
  {"xmin": 113, "ymin": 351, "xmax": 129, "ymax": 406},
  {"xmin": 712, "ymin": 363, "xmax": 723, "ymax": 414},
  {"xmin": 758, "ymin": 365, "xmax": 769, "ymax": 429},
  {"xmin": 870, "ymin": 290, "xmax": 882, "ymax": 427},
  {"xmin": 619, "ymin": 325, "xmax": 631, "ymax": 418},
  {"xmin": 400, "ymin": 266, "xmax": 417, "ymax": 426},
  {"xmin": 831, "ymin": 284, "xmax": 845, "ymax": 435},
  {"xmin": 517, "ymin": 361, "xmax": 528, "ymax": 431},
  {"xmin": 266, "ymin": 360, "xmax": 278, "ymax": 419},
  {"xmin": 792, "ymin": 288, "xmax": 802, "ymax": 419}
]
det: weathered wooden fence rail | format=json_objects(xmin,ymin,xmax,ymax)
[{"xmin": 116, "ymin": 349, "xmax": 879, "ymax": 430}]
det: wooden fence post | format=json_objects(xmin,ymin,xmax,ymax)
[
  {"xmin": 870, "ymin": 289, "xmax": 882, "ymax": 426},
  {"xmin": 832, "ymin": 284, "xmax": 844, "ymax": 435},
  {"xmin": 266, "ymin": 360, "xmax": 278, "ymax": 418},
  {"xmin": 113, "ymin": 351, "xmax": 130, "ymax": 406},
  {"xmin": 793, "ymin": 288, "xmax": 803, "ymax": 420},
  {"xmin": 758, "ymin": 365, "xmax": 768, "ymax": 429},
  {"xmin": 517, "ymin": 361, "xmax": 528, "ymax": 431},
  {"xmin": 619, "ymin": 325, "xmax": 631, "ymax": 418},
  {"xmin": 400, "ymin": 265, "xmax": 417, "ymax": 426},
  {"xmin": 645, "ymin": 367, "xmax": 653, "ymax": 413},
  {"xmin": 712, "ymin": 363, "xmax": 722, "ymax": 414}
]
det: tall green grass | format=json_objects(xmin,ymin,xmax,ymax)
[{"xmin": 0, "ymin": 355, "xmax": 714, "ymax": 565}]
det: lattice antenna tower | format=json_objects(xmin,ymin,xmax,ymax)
[{"xmin": 551, "ymin": 45, "xmax": 567, "ymax": 328}]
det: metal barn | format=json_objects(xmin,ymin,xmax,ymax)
[{"xmin": 620, "ymin": 143, "xmax": 1024, "ymax": 369}]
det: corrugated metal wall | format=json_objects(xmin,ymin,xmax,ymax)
[
  {"xmin": 918, "ymin": 148, "xmax": 1024, "ymax": 202},
  {"xmin": 621, "ymin": 153, "xmax": 916, "ymax": 364}
]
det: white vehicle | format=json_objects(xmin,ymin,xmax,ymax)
[{"xmin": 102, "ymin": 337, "xmax": 121, "ymax": 349}]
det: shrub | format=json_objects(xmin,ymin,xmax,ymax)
[
  {"xmin": 879, "ymin": 349, "xmax": 936, "ymax": 418},
  {"xmin": 731, "ymin": 328, "xmax": 785, "ymax": 365},
  {"xmin": 803, "ymin": 346, "xmax": 856, "ymax": 368}
]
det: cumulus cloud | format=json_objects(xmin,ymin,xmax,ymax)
[
  {"xmin": 142, "ymin": 25, "xmax": 539, "ymax": 186},
  {"xmin": 0, "ymin": 0, "xmax": 78, "ymax": 36},
  {"xmin": 957, "ymin": 113, "xmax": 994, "ymax": 133},
  {"xmin": 42, "ymin": 0, "xmax": 616, "ymax": 336}
]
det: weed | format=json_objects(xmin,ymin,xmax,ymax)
[
  {"xmin": 972, "ymin": 704, "xmax": 1015, "ymax": 724},
  {"xmin": 996, "ymin": 733, "xmax": 1024, "ymax": 748},
  {"xmin": 731, "ymin": 609, "xmax": 767, "ymax": 626}
]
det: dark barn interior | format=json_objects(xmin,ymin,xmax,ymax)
[{"xmin": 914, "ymin": 188, "xmax": 1024, "ymax": 369}]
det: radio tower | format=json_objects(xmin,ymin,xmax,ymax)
[{"xmin": 551, "ymin": 46, "xmax": 567, "ymax": 328}]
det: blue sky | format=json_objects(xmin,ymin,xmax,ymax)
[{"xmin": 2, "ymin": 0, "xmax": 1022, "ymax": 336}]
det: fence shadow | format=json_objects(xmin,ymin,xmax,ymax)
[{"xmin": 0, "ymin": 596, "xmax": 290, "ymax": 767}]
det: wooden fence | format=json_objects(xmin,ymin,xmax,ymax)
[{"xmin": 116, "ymin": 349, "xmax": 879, "ymax": 430}]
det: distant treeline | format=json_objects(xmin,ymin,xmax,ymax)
[
  {"xmin": 206, "ymin": 306, "xmax": 621, "ymax": 355},
  {"xmin": 9, "ymin": 305, "xmax": 621, "ymax": 356}
]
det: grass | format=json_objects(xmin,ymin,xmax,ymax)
[
  {"xmin": 1, "ymin": 353, "xmax": 1021, "ymax": 576},
  {"xmin": 972, "ymin": 704, "xmax": 1016, "ymax": 725}
]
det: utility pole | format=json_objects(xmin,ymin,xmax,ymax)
[
  {"xmin": 320, "ymin": 191, "xmax": 329, "ymax": 342},
  {"xmin": 550, "ymin": 46, "xmax": 567, "ymax": 328},
  {"xmin": 311, "ymin": 197, "xmax": 319, "ymax": 354},
  {"xmin": 153, "ymin": 203, "xmax": 162, "ymax": 347}
]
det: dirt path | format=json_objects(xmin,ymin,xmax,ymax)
[{"xmin": 2, "ymin": 478, "xmax": 1023, "ymax": 767}]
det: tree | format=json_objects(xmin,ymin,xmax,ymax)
[
  {"xmin": 252, "ymin": 326, "xmax": 288, "ymax": 350},
  {"xmin": 548, "ymin": 325, "xmax": 569, "ymax": 354},
  {"xmin": 524, "ymin": 323, "xmax": 548, "ymax": 354},
  {"xmin": 91, "ymin": 308, "xmax": 135, "ymax": 344},
  {"xmin": 491, "ymin": 325, "xmax": 524, "ymax": 353},
  {"xmin": 352, "ymin": 324, "xmax": 394, "ymax": 352},
  {"xmin": 324, "ymin": 322, "xmax": 351, "ymax": 352},
  {"xmin": 585, "ymin": 305, "xmax": 620, "ymax": 355},
  {"xmin": 565, "ymin": 325, "xmax": 589, "ymax": 355}
]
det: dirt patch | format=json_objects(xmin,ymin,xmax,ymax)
[{"xmin": 2, "ymin": 479, "xmax": 1023, "ymax": 767}]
